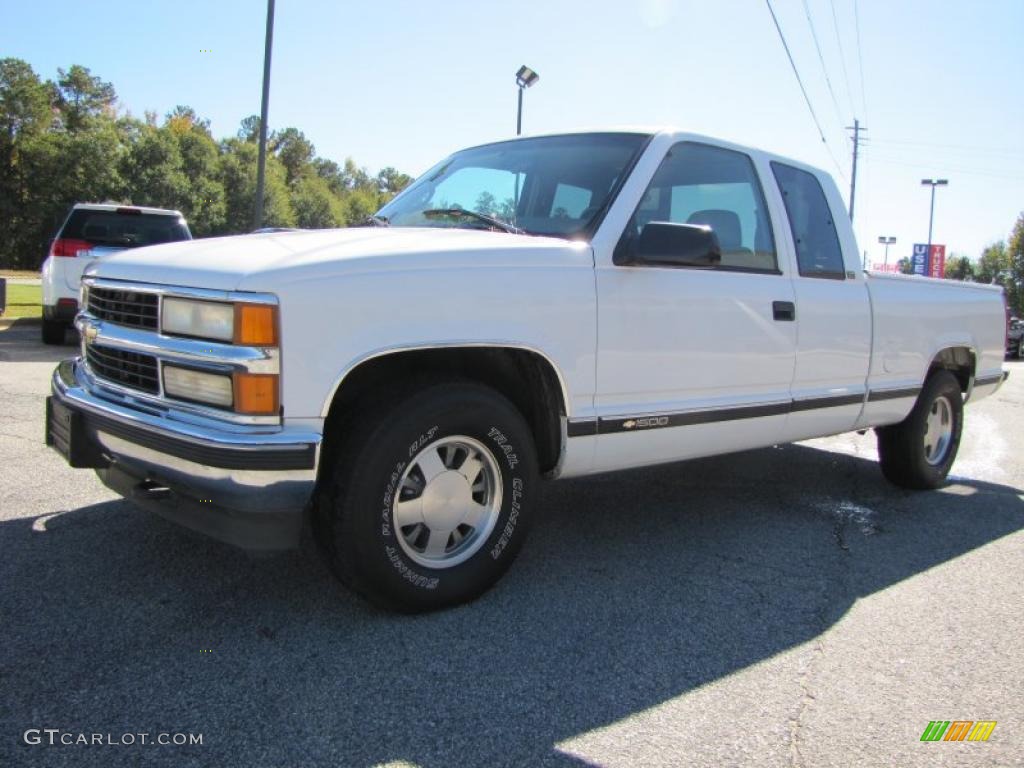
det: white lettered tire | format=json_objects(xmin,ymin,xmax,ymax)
[{"xmin": 317, "ymin": 380, "xmax": 538, "ymax": 612}]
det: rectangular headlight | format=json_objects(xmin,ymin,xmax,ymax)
[
  {"xmin": 163, "ymin": 365, "xmax": 234, "ymax": 407},
  {"xmin": 162, "ymin": 298, "xmax": 234, "ymax": 341}
]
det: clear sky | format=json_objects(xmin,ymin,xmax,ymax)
[{"xmin": 3, "ymin": 0, "xmax": 1021, "ymax": 263}]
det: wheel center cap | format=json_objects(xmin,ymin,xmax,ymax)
[{"xmin": 420, "ymin": 471, "xmax": 472, "ymax": 530}]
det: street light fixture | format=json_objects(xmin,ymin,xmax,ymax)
[
  {"xmin": 878, "ymin": 236, "xmax": 897, "ymax": 268},
  {"xmin": 515, "ymin": 65, "xmax": 539, "ymax": 136},
  {"xmin": 920, "ymin": 179, "xmax": 948, "ymax": 259}
]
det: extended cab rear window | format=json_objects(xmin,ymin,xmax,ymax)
[
  {"xmin": 770, "ymin": 163, "xmax": 845, "ymax": 280},
  {"xmin": 61, "ymin": 210, "xmax": 191, "ymax": 248}
]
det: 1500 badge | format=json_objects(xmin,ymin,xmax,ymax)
[{"xmin": 622, "ymin": 416, "xmax": 669, "ymax": 429}]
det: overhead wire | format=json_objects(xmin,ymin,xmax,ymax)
[
  {"xmin": 853, "ymin": 0, "xmax": 868, "ymax": 120},
  {"xmin": 801, "ymin": 0, "xmax": 846, "ymax": 127},
  {"xmin": 828, "ymin": 0, "xmax": 857, "ymax": 117},
  {"xmin": 764, "ymin": 0, "xmax": 848, "ymax": 181}
]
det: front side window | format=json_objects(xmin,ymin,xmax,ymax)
[
  {"xmin": 376, "ymin": 133, "xmax": 650, "ymax": 239},
  {"xmin": 618, "ymin": 142, "xmax": 778, "ymax": 272},
  {"xmin": 771, "ymin": 162, "xmax": 846, "ymax": 279}
]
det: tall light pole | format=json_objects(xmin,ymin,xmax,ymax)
[
  {"xmin": 515, "ymin": 65, "xmax": 539, "ymax": 136},
  {"xmin": 253, "ymin": 0, "xmax": 276, "ymax": 230},
  {"xmin": 920, "ymin": 179, "xmax": 948, "ymax": 257},
  {"xmin": 878, "ymin": 236, "xmax": 896, "ymax": 268}
]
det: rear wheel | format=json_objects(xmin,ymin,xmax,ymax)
[
  {"xmin": 41, "ymin": 319, "xmax": 66, "ymax": 345},
  {"xmin": 876, "ymin": 370, "xmax": 963, "ymax": 489},
  {"xmin": 315, "ymin": 379, "xmax": 539, "ymax": 612}
]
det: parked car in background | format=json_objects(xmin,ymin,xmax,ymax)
[
  {"xmin": 40, "ymin": 203, "xmax": 191, "ymax": 345},
  {"xmin": 1007, "ymin": 317, "xmax": 1023, "ymax": 358}
]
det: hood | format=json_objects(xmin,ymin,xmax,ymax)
[{"xmin": 86, "ymin": 227, "xmax": 586, "ymax": 292}]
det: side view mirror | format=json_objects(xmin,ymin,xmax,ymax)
[{"xmin": 618, "ymin": 222, "xmax": 722, "ymax": 267}]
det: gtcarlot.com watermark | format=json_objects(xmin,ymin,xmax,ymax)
[{"xmin": 24, "ymin": 729, "xmax": 203, "ymax": 747}]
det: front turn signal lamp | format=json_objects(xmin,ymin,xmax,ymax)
[{"xmin": 234, "ymin": 303, "xmax": 278, "ymax": 346}]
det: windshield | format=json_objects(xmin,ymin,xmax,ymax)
[{"xmin": 376, "ymin": 133, "xmax": 651, "ymax": 239}]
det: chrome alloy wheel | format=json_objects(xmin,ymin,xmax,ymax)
[
  {"xmin": 923, "ymin": 395, "xmax": 954, "ymax": 466},
  {"xmin": 392, "ymin": 435, "xmax": 503, "ymax": 569}
]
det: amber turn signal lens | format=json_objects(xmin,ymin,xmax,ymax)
[
  {"xmin": 234, "ymin": 304, "xmax": 278, "ymax": 345},
  {"xmin": 233, "ymin": 373, "xmax": 279, "ymax": 415}
]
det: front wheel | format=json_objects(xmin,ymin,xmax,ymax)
[
  {"xmin": 316, "ymin": 380, "xmax": 539, "ymax": 612},
  {"xmin": 876, "ymin": 370, "xmax": 963, "ymax": 490}
]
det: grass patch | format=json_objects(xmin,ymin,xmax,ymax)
[
  {"xmin": 3, "ymin": 283, "xmax": 43, "ymax": 319},
  {"xmin": 0, "ymin": 270, "xmax": 41, "ymax": 279}
]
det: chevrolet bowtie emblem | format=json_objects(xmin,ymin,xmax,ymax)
[
  {"xmin": 622, "ymin": 420, "xmax": 637, "ymax": 429},
  {"xmin": 84, "ymin": 325, "xmax": 98, "ymax": 342}
]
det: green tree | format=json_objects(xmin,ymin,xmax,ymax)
[
  {"xmin": 292, "ymin": 174, "xmax": 343, "ymax": 228},
  {"xmin": 943, "ymin": 253, "xmax": 975, "ymax": 281},
  {"xmin": 237, "ymin": 114, "xmax": 261, "ymax": 142},
  {"xmin": 975, "ymin": 241, "xmax": 1009, "ymax": 285},
  {"xmin": 1006, "ymin": 213, "xmax": 1024, "ymax": 315},
  {"xmin": 55, "ymin": 65, "xmax": 116, "ymax": 132},
  {"xmin": 474, "ymin": 191, "xmax": 496, "ymax": 215},
  {"xmin": 377, "ymin": 166, "xmax": 412, "ymax": 197},
  {"xmin": 272, "ymin": 127, "xmax": 314, "ymax": 186},
  {"xmin": 0, "ymin": 58, "xmax": 54, "ymax": 269},
  {"xmin": 218, "ymin": 138, "xmax": 294, "ymax": 232},
  {"xmin": 120, "ymin": 125, "xmax": 189, "ymax": 210},
  {"xmin": 166, "ymin": 108, "xmax": 225, "ymax": 236}
]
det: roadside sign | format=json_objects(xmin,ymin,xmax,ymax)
[
  {"xmin": 929, "ymin": 244, "xmax": 946, "ymax": 278},
  {"xmin": 913, "ymin": 244, "xmax": 946, "ymax": 278}
]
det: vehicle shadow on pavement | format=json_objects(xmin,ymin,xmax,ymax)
[
  {"xmin": 0, "ymin": 323, "xmax": 78, "ymax": 364},
  {"xmin": 1, "ymin": 443, "xmax": 1022, "ymax": 767}
]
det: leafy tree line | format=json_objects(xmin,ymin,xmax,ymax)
[
  {"xmin": 889, "ymin": 213, "xmax": 1024, "ymax": 315},
  {"xmin": 937, "ymin": 213, "xmax": 1024, "ymax": 315},
  {"xmin": 0, "ymin": 58, "xmax": 412, "ymax": 270}
]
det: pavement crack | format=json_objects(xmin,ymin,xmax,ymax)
[{"xmin": 789, "ymin": 637, "xmax": 825, "ymax": 768}]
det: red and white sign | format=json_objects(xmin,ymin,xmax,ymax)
[{"xmin": 929, "ymin": 245, "xmax": 946, "ymax": 278}]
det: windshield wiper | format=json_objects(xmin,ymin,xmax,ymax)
[
  {"xmin": 421, "ymin": 208, "xmax": 524, "ymax": 234},
  {"xmin": 356, "ymin": 214, "xmax": 390, "ymax": 227}
]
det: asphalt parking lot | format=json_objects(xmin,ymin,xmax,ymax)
[{"xmin": 1, "ymin": 320, "xmax": 1021, "ymax": 768}]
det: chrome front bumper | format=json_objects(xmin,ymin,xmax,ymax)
[{"xmin": 50, "ymin": 359, "xmax": 321, "ymax": 548}]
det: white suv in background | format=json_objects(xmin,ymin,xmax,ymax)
[{"xmin": 40, "ymin": 203, "xmax": 192, "ymax": 344}]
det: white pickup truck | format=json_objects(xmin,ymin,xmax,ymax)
[{"xmin": 47, "ymin": 129, "xmax": 1008, "ymax": 612}]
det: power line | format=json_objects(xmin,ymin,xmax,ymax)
[
  {"xmin": 828, "ymin": 0, "xmax": 856, "ymax": 116},
  {"xmin": 853, "ymin": 0, "xmax": 868, "ymax": 120},
  {"xmin": 869, "ymin": 138, "xmax": 1024, "ymax": 158},
  {"xmin": 863, "ymin": 153, "xmax": 1024, "ymax": 182},
  {"xmin": 764, "ymin": 0, "xmax": 847, "ymax": 181},
  {"xmin": 801, "ymin": 0, "xmax": 846, "ymax": 126}
]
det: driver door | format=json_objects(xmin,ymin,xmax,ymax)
[{"xmin": 592, "ymin": 141, "xmax": 797, "ymax": 472}]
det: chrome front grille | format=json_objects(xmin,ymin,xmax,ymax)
[
  {"xmin": 87, "ymin": 286, "xmax": 159, "ymax": 330},
  {"xmin": 86, "ymin": 344, "xmax": 160, "ymax": 394}
]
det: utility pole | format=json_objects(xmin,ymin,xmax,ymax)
[
  {"xmin": 253, "ymin": 0, "xmax": 275, "ymax": 231},
  {"xmin": 846, "ymin": 119, "xmax": 866, "ymax": 221},
  {"xmin": 921, "ymin": 178, "xmax": 949, "ymax": 258}
]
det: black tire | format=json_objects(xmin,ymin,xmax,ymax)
[
  {"xmin": 316, "ymin": 379, "xmax": 539, "ymax": 612},
  {"xmin": 876, "ymin": 370, "xmax": 963, "ymax": 490},
  {"xmin": 41, "ymin": 319, "xmax": 66, "ymax": 345}
]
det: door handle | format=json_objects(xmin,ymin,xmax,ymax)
[{"xmin": 773, "ymin": 301, "xmax": 796, "ymax": 321}]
